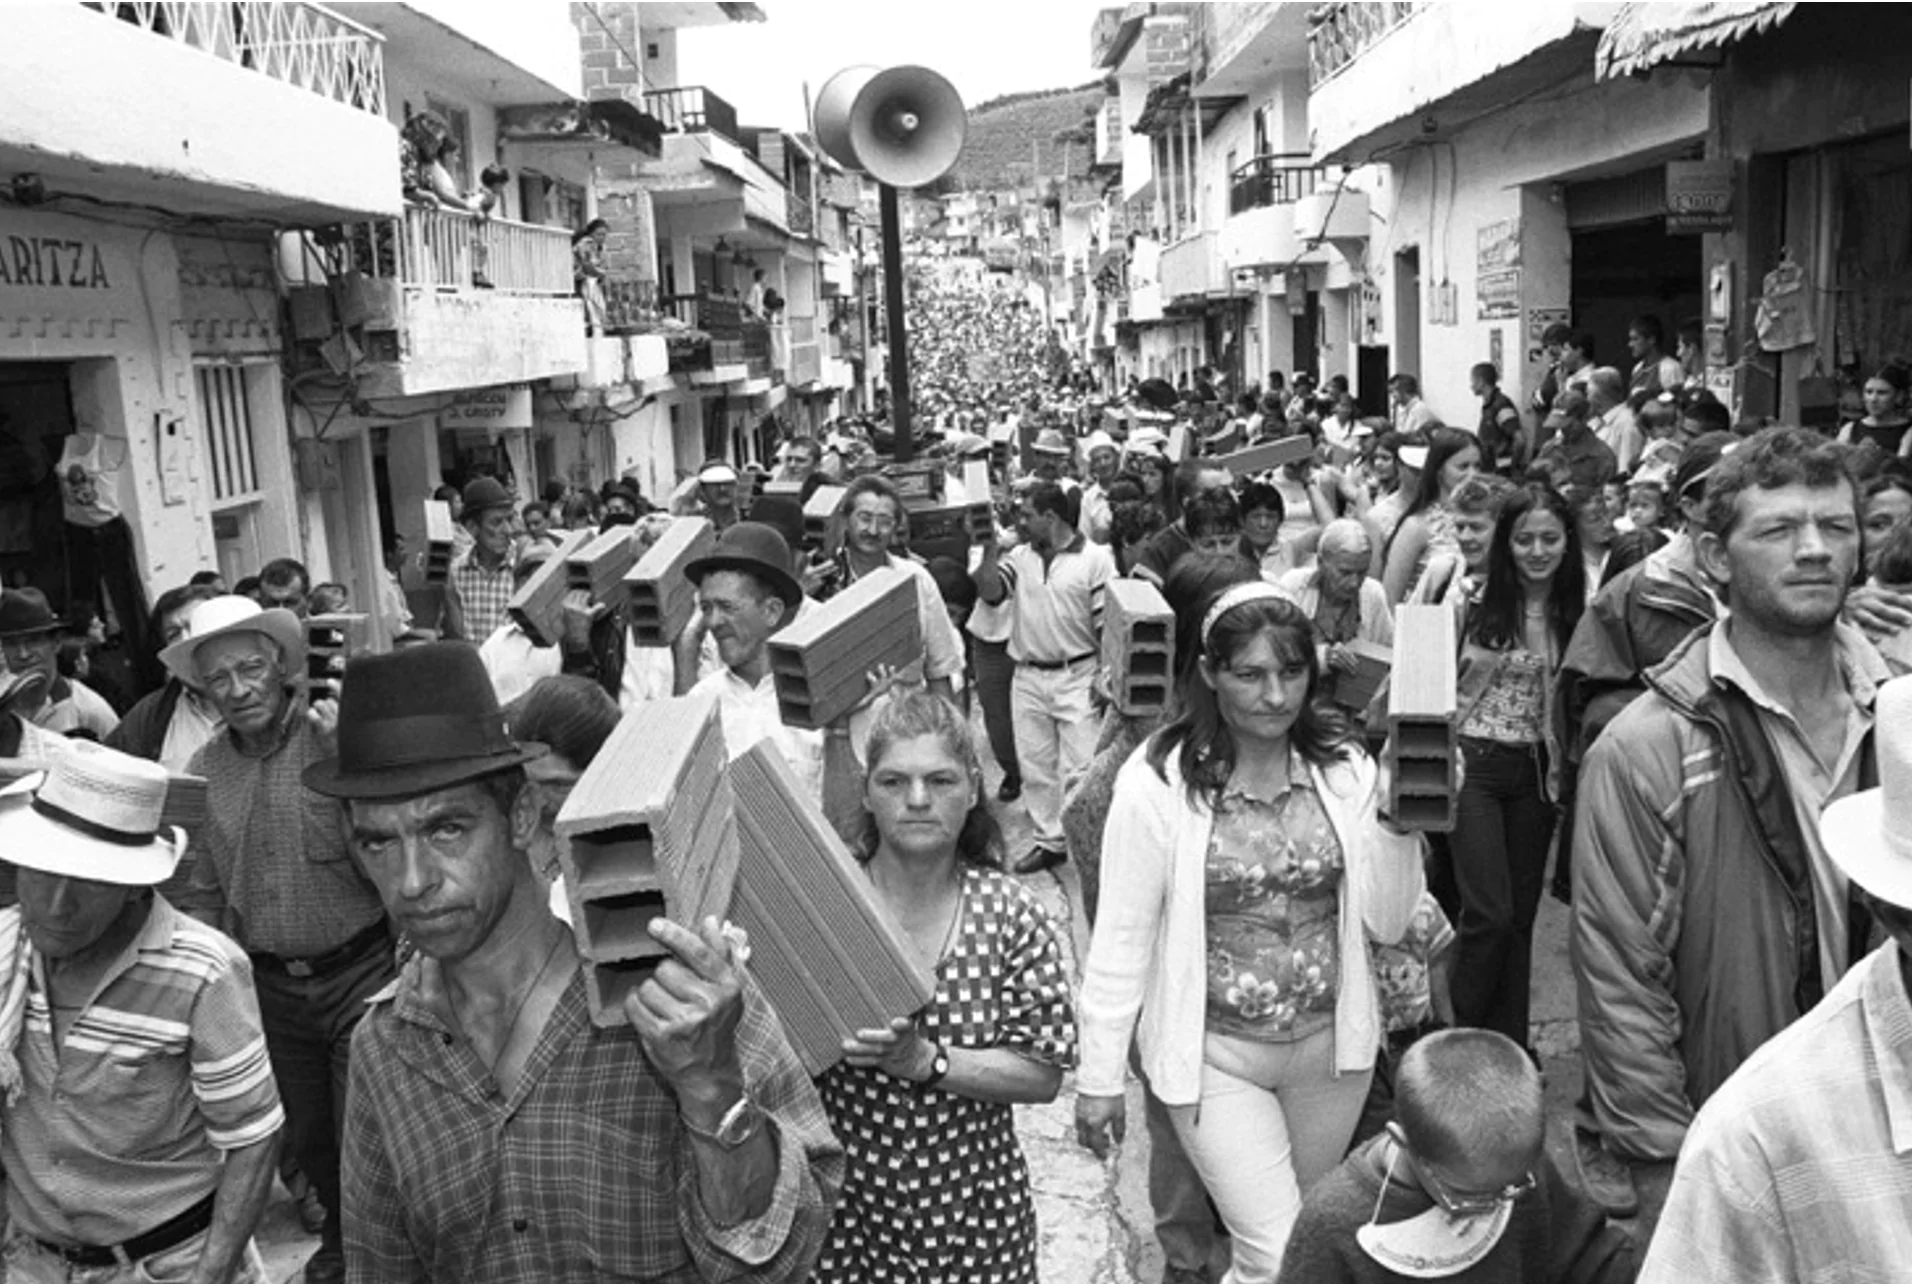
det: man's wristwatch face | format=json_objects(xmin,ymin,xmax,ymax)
[
  {"xmin": 714, "ymin": 1096, "xmax": 762, "ymax": 1148},
  {"xmin": 924, "ymin": 1045, "xmax": 951, "ymax": 1086}
]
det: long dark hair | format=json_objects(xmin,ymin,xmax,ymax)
[
  {"xmin": 1148, "ymin": 593, "xmax": 1354, "ymax": 808},
  {"xmin": 1469, "ymin": 483, "xmax": 1584, "ymax": 653},
  {"xmin": 849, "ymin": 690, "xmax": 1003, "ymax": 869},
  {"xmin": 1407, "ymin": 428, "xmax": 1480, "ymax": 520}
]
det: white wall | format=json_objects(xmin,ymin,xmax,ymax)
[{"xmin": 398, "ymin": 0, "xmax": 583, "ymax": 100}]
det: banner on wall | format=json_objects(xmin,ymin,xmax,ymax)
[{"xmin": 1666, "ymin": 160, "xmax": 1733, "ymax": 234}]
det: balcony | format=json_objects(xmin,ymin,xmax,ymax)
[
  {"xmin": 1307, "ymin": 2, "xmax": 1609, "ymax": 162},
  {"xmin": 1228, "ymin": 154, "xmax": 1326, "ymax": 216},
  {"xmin": 1093, "ymin": 96, "xmax": 1124, "ymax": 171},
  {"xmin": 0, "ymin": 3, "xmax": 399, "ymax": 222},
  {"xmin": 788, "ymin": 315, "xmax": 822, "ymax": 388},
  {"xmin": 1159, "ymin": 231, "xmax": 1221, "ymax": 304},
  {"xmin": 1195, "ymin": 2, "xmax": 1311, "ymax": 99},
  {"xmin": 294, "ymin": 206, "xmax": 584, "ymax": 397},
  {"xmin": 1308, "ymin": 2, "xmax": 1421, "ymax": 88},
  {"xmin": 786, "ymin": 187, "xmax": 816, "ymax": 239},
  {"xmin": 643, "ymin": 86, "xmax": 742, "ymax": 146}
]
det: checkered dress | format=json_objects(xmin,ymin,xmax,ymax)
[{"xmin": 814, "ymin": 868, "xmax": 1077, "ymax": 1284}]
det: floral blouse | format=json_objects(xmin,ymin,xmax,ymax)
[{"xmin": 1204, "ymin": 763, "xmax": 1345, "ymax": 1042}]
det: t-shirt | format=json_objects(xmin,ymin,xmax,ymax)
[{"xmin": 56, "ymin": 434, "xmax": 124, "ymax": 528}]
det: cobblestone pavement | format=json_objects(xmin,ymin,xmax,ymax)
[{"xmin": 257, "ymin": 715, "xmax": 1592, "ymax": 1283}]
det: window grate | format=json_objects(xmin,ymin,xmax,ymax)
[{"xmin": 196, "ymin": 365, "xmax": 260, "ymax": 508}]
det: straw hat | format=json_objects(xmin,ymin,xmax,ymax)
[
  {"xmin": 157, "ymin": 596, "xmax": 305, "ymax": 688},
  {"xmin": 1823, "ymin": 676, "xmax": 1912, "ymax": 907},
  {"xmin": 0, "ymin": 742, "xmax": 183, "ymax": 886}
]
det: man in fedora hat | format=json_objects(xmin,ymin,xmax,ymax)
[
  {"xmin": 311, "ymin": 643, "xmax": 841, "ymax": 1282},
  {"xmin": 677, "ymin": 522, "xmax": 829, "ymax": 804},
  {"xmin": 165, "ymin": 595, "xmax": 393, "ymax": 1284},
  {"xmin": 1640, "ymin": 674, "xmax": 1912, "ymax": 1281},
  {"xmin": 445, "ymin": 476, "xmax": 520, "ymax": 645},
  {"xmin": 0, "ymin": 743, "xmax": 284, "ymax": 1283},
  {"xmin": 0, "ymin": 586, "xmax": 118, "ymax": 740}
]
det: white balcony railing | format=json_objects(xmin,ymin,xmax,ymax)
[
  {"xmin": 82, "ymin": 1, "xmax": 386, "ymax": 116},
  {"xmin": 323, "ymin": 207, "xmax": 575, "ymax": 295}
]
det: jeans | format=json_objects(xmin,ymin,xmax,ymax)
[
  {"xmin": 2, "ymin": 1228, "xmax": 266, "ymax": 1284},
  {"xmin": 65, "ymin": 516, "xmax": 157, "ymax": 694},
  {"xmin": 1449, "ymin": 738, "xmax": 1556, "ymax": 1046},
  {"xmin": 1134, "ymin": 1050, "xmax": 1217, "ymax": 1275},
  {"xmin": 1172, "ymin": 1028, "xmax": 1372, "ymax": 1284},
  {"xmin": 251, "ymin": 936, "xmax": 397, "ymax": 1262},
  {"xmin": 1010, "ymin": 659, "xmax": 1099, "ymax": 849},
  {"xmin": 969, "ymin": 636, "xmax": 1020, "ymax": 779}
]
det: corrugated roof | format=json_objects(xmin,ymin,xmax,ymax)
[{"xmin": 1595, "ymin": 1, "xmax": 1795, "ymax": 79}]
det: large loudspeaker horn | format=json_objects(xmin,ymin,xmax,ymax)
[{"xmin": 813, "ymin": 65, "xmax": 966, "ymax": 189}]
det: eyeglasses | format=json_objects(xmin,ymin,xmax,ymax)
[
  {"xmin": 198, "ymin": 656, "xmax": 276, "ymax": 697},
  {"xmin": 1417, "ymin": 1160, "xmax": 1536, "ymax": 1218}
]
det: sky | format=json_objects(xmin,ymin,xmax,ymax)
[{"xmin": 674, "ymin": 0, "xmax": 1112, "ymax": 133}]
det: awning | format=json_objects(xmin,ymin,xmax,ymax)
[{"xmin": 1595, "ymin": 1, "xmax": 1795, "ymax": 80}]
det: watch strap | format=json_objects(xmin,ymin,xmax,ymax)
[
  {"xmin": 921, "ymin": 1042, "xmax": 950, "ymax": 1088},
  {"xmin": 682, "ymin": 1094, "xmax": 759, "ymax": 1148}
]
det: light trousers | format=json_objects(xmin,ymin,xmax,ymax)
[
  {"xmin": 1172, "ymin": 1027, "xmax": 1373, "ymax": 1284},
  {"xmin": 1009, "ymin": 659, "xmax": 1100, "ymax": 848}
]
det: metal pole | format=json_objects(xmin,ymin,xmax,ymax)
[{"xmin": 880, "ymin": 182, "xmax": 913, "ymax": 461}]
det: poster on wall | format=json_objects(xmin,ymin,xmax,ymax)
[
  {"xmin": 1477, "ymin": 219, "xmax": 1521, "ymax": 273},
  {"xmin": 1666, "ymin": 161, "xmax": 1733, "ymax": 234},
  {"xmin": 1477, "ymin": 270, "xmax": 1520, "ymax": 320}
]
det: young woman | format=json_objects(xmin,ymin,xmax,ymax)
[
  {"xmin": 815, "ymin": 692, "xmax": 1076, "ymax": 1284},
  {"xmin": 1076, "ymin": 587, "xmax": 1423, "ymax": 1283},
  {"xmin": 1448, "ymin": 484, "xmax": 1584, "ymax": 1050},
  {"xmin": 1839, "ymin": 362, "xmax": 1912, "ymax": 458},
  {"xmin": 1862, "ymin": 471, "xmax": 1912, "ymax": 580},
  {"xmin": 1381, "ymin": 429, "xmax": 1482, "ymax": 605},
  {"xmin": 1239, "ymin": 481, "xmax": 1291, "ymax": 582},
  {"xmin": 572, "ymin": 218, "xmax": 610, "ymax": 334}
]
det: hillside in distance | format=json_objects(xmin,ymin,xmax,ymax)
[{"xmin": 943, "ymin": 82, "xmax": 1101, "ymax": 192}]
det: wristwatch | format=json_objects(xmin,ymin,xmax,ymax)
[
  {"xmin": 920, "ymin": 1041, "xmax": 950, "ymax": 1088},
  {"xmin": 683, "ymin": 1094, "xmax": 762, "ymax": 1149}
]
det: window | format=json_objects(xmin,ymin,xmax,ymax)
[
  {"xmin": 197, "ymin": 365, "xmax": 261, "ymax": 507},
  {"xmin": 425, "ymin": 97, "xmax": 472, "ymax": 190}
]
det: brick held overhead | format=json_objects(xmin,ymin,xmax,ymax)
[
  {"xmin": 728, "ymin": 740, "xmax": 936, "ymax": 1075},
  {"xmin": 555, "ymin": 690, "xmax": 740, "ymax": 1026},
  {"xmin": 422, "ymin": 500, "xmax": 456, "ymax": 585},
  {"xmin": 768, "ymin": 565, "xmax": 923, "ymax": 731},
  {"xmin": 566, "ymin": 524, "xmax": 644, "ymax": 607},
  {"xmin": 507, "ymin": 528, "xmax": 592, "ymax": 647},
  {"xmin": 1101, "ymin": 578, "xmax": 1175, "ymax": 716}
]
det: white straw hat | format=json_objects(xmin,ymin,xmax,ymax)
[
  {"xmin": 158, "ymin": 595, "xmax": 305, "ymax": 688},
  {"xmin": 1823, "ymin": 676, "xmax": 1912, "ymax": 907},
  {"xmin": 0, "ymin": 742, "xmax": 183, "ymax": 886}
]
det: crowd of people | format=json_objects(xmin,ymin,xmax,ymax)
[{"xmin": 9, "ymin": 261, "xmax": 1912, "ymax": 1284}]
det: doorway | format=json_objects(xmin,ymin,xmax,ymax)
[
  {"xmin": 1393, "ymin": 248, "xmax": 1422, "ymax": 381},
  {"xmin": 1569, "ymin": 220, "xmax": 1702, "ymax": 377},
  {"xmin": 0, "ymin": 363, "xmax": 76, "ymax": 605}
]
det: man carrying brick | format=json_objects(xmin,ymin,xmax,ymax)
[
  {"xmin": 307, "ymin": 643, "xmax": 843, "ymax": 1283},
  {"xmin": 975, "ymin": 480, "xmax": 1116, "ymax": 875},
  {"xmin": 445, "ymin": 476, "xmax": 520, "ymax": 644}
]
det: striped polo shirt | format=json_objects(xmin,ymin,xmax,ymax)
[
  {"xmin": 0, "ymin": 897, "xmax": 284, "ymax": 1246},
  {"xmin": 997, "ymin": 535, "xmax": 1115, "ymax": 665}
]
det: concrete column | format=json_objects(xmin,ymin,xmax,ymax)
[{"xmin": 384, "ymin": 419, "xmax": 443, "ymax": 582}]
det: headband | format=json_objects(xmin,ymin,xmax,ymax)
[{"xmin": 1199, "ymin": 582, "xmax": 1290, "ymax": 651}]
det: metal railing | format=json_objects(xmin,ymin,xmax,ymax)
[
  {"xmin": 1229, "ymin": 154, "xmax": 1326, "ymax": 214},
  {"xmin": 83, "ymin": 1, "xmax": 385, "ymax": 115},
  {"xmin": 642, "ymin": 86, "xmax": 741, "ymax": 145},
  {"xmin": 1308, "ymin": 2, "xmax": 1420, "ymax": 88},
  {"xmin": 322, "ymin": 207, "xmax": 573, "ymax": 295}
]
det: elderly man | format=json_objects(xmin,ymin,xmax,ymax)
[
  {"xmin": 1574, "ymin": 428, "xmax": 1886, "ymax": 1227},
  {"xmin": 446, "ymin": 477, "xmax": 519, "ymax": 644},
  {"xmin": 1640, "ymin": 677, "xmax": 1912, "ymax": 1281},
  {"xmin": 1077, "ymin": 430, "xmax": 1122, "ymax": 543},
  {"xmin": 0, "ymin": 588, "xmax": 117, "ymax": 739},
  {"xmin": 1586, "ymin": 367, "xmax": 1643, "ymax": 474},
  {"xmin": 1274, "ymin": 519, "xmax": 1395, "ymax": 693},
  {"xmin": 678, "ymin": 523, "xmax": 826, "ymax": 802},
  {"xmin": 308, "ymin": 644, "xmax": 842, "ymax": 1282},
  {"xmin": 0, "ymin": 743, "xmax": 283, "ymax": 1283},
  {"xmin": 165, "ymin": 596, "xmax": 394, "ymax": 1284},
  {"xmin": 107, "ymin": 582, "xmax": 224, "ymax": 772}
]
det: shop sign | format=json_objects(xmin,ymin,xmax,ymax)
[
  {"xmin": 1477, "ymin": 269, "xmax": 1521, "ymax": 321},
  {"xmin": 0, "ymin": 234, "xmax": 111, "ymax": 289},
  {"xmin": 1666, "ymin": 161, "xmax": 1733, "ymax": 233},
  {"xmin": 441, "ymin": 386, "xmax": 532, "ymax": 430},
  {"xmin": 1476, "ymin": 220, "xmax": 1521, "ymax": 273}
]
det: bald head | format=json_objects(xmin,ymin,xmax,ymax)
[
  {"xmin": 1395, "ymin": 1029, "xmax": 1543, "ymax": 1171},
  {"xmin": 1319, "ymin": 518, "xmax": 1371, "ymax": 562},
  {"xmin": 1587, "ymin": 366, "xmax": 1627, "ymax": 413}
]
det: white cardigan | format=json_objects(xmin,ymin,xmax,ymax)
[{"xmin": 1077, "ymin": 739, "xmax": 1425, "ymax": 1105}]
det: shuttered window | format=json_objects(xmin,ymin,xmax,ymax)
[{"xmin": 197, "ymin": 365, "xmax": 262, "ymax": 508}]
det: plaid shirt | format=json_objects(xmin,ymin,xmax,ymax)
[
  {"xmin": 450, "ymin": 547, "xmax": 517, "ymax": 644},
  {"xmin": 343, "ymin": 956, "xmax": 843, "ymax": 1283},
  {"xmin": 188, "ymin": 697, "xmax": 387, "ymax": 956},
  {"xmin": 0, "ymin": 899, "xmax": 284, "ymax": 1245}
]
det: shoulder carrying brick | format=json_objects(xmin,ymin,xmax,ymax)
[
  {"xmin": 507, "ymin": 530, "xmax": 591, "ymax": 646},
  {"xmin": 1217, "ymin": 435, "xmax": 1313, "ymax": 476},
  {"xmin": 1385, "ymin": 603, "xmax": 1459, "ymax": 832},
  {"xmin": 623, "ymin": 517, "xmax": 715, "ymax": 646},
  {"xmin": 728, "ymin": 740, "xmax": 935, "ymax": 1074},
  {"xmin": 768, "ymin": 565, "xmax": 921, "ymax": 730},
  {"xmin": 802, "ymin": 484, "xmax": 847, "ymax": 550},
  {"xmin": 554, "ymin": 692, "xmax": 738, "ymax": 1026},
  {"xmin": 567, "ymin": 525, "xmax": 643, "ymax": 607},
  {"xmin": 422, "ymin": 499, "xmax": 456, "ymax": 584},
  {"xmin": 1101, "ymin": 577, "xmax": 1176, "ymax": 716}
]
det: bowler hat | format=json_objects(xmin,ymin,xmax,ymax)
[
  {"xmin": 303, "ymin": 642, "xmax": 544, "ymax": 800},
  {"xmin": 684, "ymin": 521, "xmax": 803, "ymax": 608},
  {"xmin": 461, "ymin": 476, "xmax": 513, "ymax": 518},
  {"xmin": 0, "ymin": 588, "xmax": 64, "ymax": 638}
]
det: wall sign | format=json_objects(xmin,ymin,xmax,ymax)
[
  {"xmin": 1666, "ymin": 160, "xmax": 1733, "ymax": 233},
  {"xmin": 0, "ymin": 234, "xmax": 111, "ymax": 289},
  {"xmin": 1476, "ymin": 219, "xmax": 1521, "ymax": 273},
  {"xmin": 441, "ymin": 386, "xmax": 533, "ymax": 430},
  {"xmin": 1477, "ymin": 270, "xmax": 1520, "ymax": 321}
]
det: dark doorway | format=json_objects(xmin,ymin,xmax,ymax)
[
  {"xmin": 1357, "ymin": 345, "xmax": 1392, "ymax": 418},
  {"xmin": 0, "ymin": 363, "xmax": 76, "ymax": 606},
  {"xmin": 1570, "ymin": 220, "xmax": 1702, "ymax": 377},
  {"xmin": 1292, "ymin": 290, "xmax": 1321, "ymax": 386},
  {"xmin": 1394, "ymin": 248, "xmax": 1422, "ymax": 381}
]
